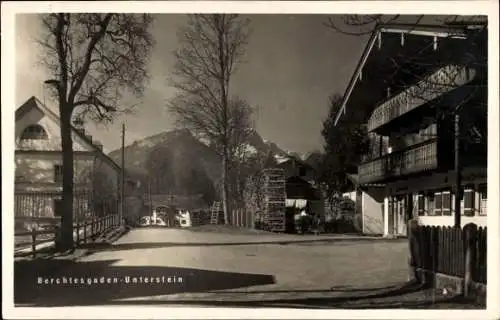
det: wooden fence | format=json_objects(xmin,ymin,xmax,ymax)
[
  {"xmin": 409, "ymin": 223, "xmax": 487, "ymax": 286},
  {"xmin": 230, "ymin": 209, "xmax": 253, "ymax": 228},
  {"xmin": 15, "ymin": 214, "xmax": 120, "ymax": 258}
]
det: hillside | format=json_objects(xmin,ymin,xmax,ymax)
[{"xmin": 108, "ymin": 128, "xmax": 291, "ymax": 201}]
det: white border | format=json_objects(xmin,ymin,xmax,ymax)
[{"xmin": 2, "ymin": 1, "xmax": 499, "ymax": 320}]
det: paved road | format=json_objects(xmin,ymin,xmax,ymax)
[{"xmin": 14, "ymin": 228, "xmax": 479, "ymax": 308}]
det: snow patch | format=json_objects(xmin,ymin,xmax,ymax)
[
  {"xmin": 243, "ymin": 143, "xmax": 257, "ymax": 155},
  {"xmin": 137, "ymin": 139, "xmax": 156, "ymax": 148},
  {"xmin": 274, "ymin": 154, "xmax": 290, "ymax": 164},
  {"xmin": 199, "ymin": 137, "xmax": 211, "ymax": 147}
]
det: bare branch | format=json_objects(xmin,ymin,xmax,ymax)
[{"xmin": 168, "ymin": 14, "xmax": 251, "ymax": 223}]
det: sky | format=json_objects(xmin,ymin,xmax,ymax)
[{"xmin": 15, "ymin": 14, "xmax": 429, "ymax": 154}]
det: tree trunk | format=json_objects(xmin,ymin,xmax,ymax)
[
  {"xmin": 221, "ymin": 146, "xmax": 230, "ymax": 225},
  {"xmin": 59, "ymin": 109, "xmax": 74, "ymax": 251}
]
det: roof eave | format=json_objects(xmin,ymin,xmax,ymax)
[{"xmin": 333, "ymin": 23, "xmax": 470, "ymax": 127}]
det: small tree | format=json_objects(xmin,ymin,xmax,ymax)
[
  {"xmin": 319, "ymin": 94, "xmax": 369, "ymax": 202},
  {"xmin": 169, "ymin": 14, "xmax": 251, "ymax": 224},
  {"xmin": 38, "ymin": 13, "xmax": 154, "ymax": 250}
]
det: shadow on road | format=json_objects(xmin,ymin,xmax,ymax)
[
  {"xmin": 78, "ymin": 238, "xmax": 402, "ymax": 253},
  {"xmin": 81, "ymin": 281, "xmax": 481, "ymax": 309},
  {"xmin": 14, "ymin": 259, "xmax": 276, "ymax": 307},
  {"xmin": 14, "ymin": 256, "xmax": 483, "ymax": 309}
]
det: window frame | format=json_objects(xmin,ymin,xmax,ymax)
[{"xmin": 20, "ymin": 124, "xmax": 49, "ymax": 140}]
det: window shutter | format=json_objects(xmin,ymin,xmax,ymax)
[
  {"xmin": 463, "ymin": 188, "xmax": 475, "ymax": 216},
  {"xmin": 417, "ymin": 194, "xmax": 425, "ymax": 216},
  {"xmin": 479, "ymin": 184, "xmax": 487, "ymax": 216},
  {"xmin": 434, "ymin": 192, "xmax": 442, "ymax": 216},
  {"xmin": 442, "ymin": 191, "xmax": 451, "ymax": 216}
]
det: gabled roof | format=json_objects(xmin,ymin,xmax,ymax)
[
  {"xmin": 16, "ymin": 96, "xmax": 121, "ymax": 171},
  {"xmin": 334, "ymin": 23, "xmax": 471, "ymax": 126},
  {"xmin": 276, "ymin": 155, "xmax": 314, "ymax": 170}
]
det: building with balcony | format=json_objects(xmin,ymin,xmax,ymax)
[
  {"xmin": 14, "ymin": 96, "xmax": 122, "ymax": 221},
  {"xmin": 335, "ymin": 23, "xmax": 487, "ymax": 236}
]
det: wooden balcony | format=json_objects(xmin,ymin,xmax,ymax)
[
  {"xmin": 367, "ymin": 65, "xmax": 477, "ymax": 132},
  {"xmin": 358, "ymin": 140, "xmax": 438, "ymax": 184}
]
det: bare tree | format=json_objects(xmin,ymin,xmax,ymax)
[
  {"xmin": 38, "ymin": 13, "xmax": 154, "ymax": 250},
  {"xmin": 168, "ymin": 14, "xmax": 251, "ymax": 225},
  {"xmin": 227, "ymin": 97, "xmax": 255, "ymax": 208}
]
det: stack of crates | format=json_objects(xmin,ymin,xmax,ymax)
[{"xmin": 262, "ymin": 168, "xmax": 286, "ymax": 232}]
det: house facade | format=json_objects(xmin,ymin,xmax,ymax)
[
  {"xmin": 276, "ymin": 157, "xmax": 316, "ymax": 183},
  {"xmin": 335, "ymin": 24, "xmax": 487, "ymax": 237},
  {"xmin": 277, "ymin": 157, "xmax": 325, "ymax": 220},
  {"xmin": 15, "ymin": 96, "xmax": 121, "ymax": 221},
  {"xmin": 342, "ymin": 184, "xmax": 386, "ymax": 235}
]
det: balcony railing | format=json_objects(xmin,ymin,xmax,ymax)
[
  {"xmin": 358, "ymin": 140, "xmax": 438, "ymax": 184},
  {"xmin": 367, "ymin": 65, "xmax": 477, "ymax": 132}
]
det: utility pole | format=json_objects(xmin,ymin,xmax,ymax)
[
  {"xmin": 121, "ymin": 123, "xmax": 125, "ymax": 226},
  {"xmin": 148, "ymin": 175, "xmax": 153, "ymax": 222},
  {"xmin": 454, "ymin": 112, "xmax": 462, "ymax": 228}
]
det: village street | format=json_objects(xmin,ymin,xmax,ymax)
[{"xmin": 14, "ymin": 228, "xmax": 476, "ymax": 308}]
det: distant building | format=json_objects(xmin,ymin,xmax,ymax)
[
  {"xmin": 335, "ymin": 24, "xmax": 487, "ymax": 237},
  {"xmin": 276, "ymin": 157, "xmax": 316, "ymax": 183},
  {"xmin": 14, "ymin": 96, "xmax": 121, "ymax": 220},
  {"xmin": 277, "ymin": 157, "xmax": 325, "ymax": 221}
]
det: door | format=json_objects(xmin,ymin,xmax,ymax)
[{"xmin": 397, "ymin": 196, "xmax": 407, "ymax": 236}]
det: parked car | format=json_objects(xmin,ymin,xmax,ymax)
[
  {"xmin": 155, "ymin": 217, "xmax": 167, "ymax": 227},
  {"xmin": 138, "ymin": 216, "xmax": 151, "ymax": 227}
]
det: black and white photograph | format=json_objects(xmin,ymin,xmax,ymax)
[{"xmin": 2, "ymin": 1, "xmax": 499, "ymax": 319}]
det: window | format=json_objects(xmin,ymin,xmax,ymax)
[
  {"xmin": 434, "ymin": 192, "xmax": 442, "ymax": 216},
  {"xmin": 20, "ymin": 124, "xmax": 48, "ymax": 140},
  {"xmin": 54, "ymin": 165, "xmax": 63, "ymax": 182},
  {"xmin": 417, "ymin": 194, "xmax": 425, "ymax": 216},
  {"xmin": 442, "ymin": 191, "xmax": 451, "ymax": 215},
  {"xmin": 463, "ymin": 187, "xmax": 475, "ymax": 216}
]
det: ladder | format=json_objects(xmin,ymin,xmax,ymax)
[{"xmin": 210, "ymin": 201, "xmax": 221, "ymax": 224}]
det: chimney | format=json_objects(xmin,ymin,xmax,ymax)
[
  {"xmin": 94, "ymin": 140, "xmax": 103, "ymax": 151},
  {"xmin": 76, "ymin": 128, "xmax": 85, "ymax": 136},
  {"xmin": 85, "ymin": 134, "xmax": 92, "ymax": 143}
]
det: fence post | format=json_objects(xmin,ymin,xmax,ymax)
[
  {"xmin": 463, "ymin": 223, "xmax": 478, "ymax": 297},
  {"xmin": 407, "ymin": 219, "xmax": 420, "ymax": 283},
  {"xmin": 83, "ymin": 219, "xmax": 87, "ymax": 244},
  {"xmin": 31, "ymin": 228, "xmax": 37, "ymax": 259},
  {"xmin": 91, "ymin": 217, "xmax": 95, "ymax": 238},
  {"xmin": 76, "ymin": 221, "xmax": 80, "ymax": 245}
]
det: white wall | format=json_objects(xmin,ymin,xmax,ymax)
[
  {"xmin": 15, "ymin": 152, "xmax": 95, "ymax": 188},
  {"xmin": 16, "ymin": 103, "xmax": 92, "ymax": 152},
  {"xmin": 416, "ymin": 215, "xmax": 487, "ymax": 228},
  {"xmin": 342, "ymin": 191, "xmax": 356, "ymax": 202},
  {"xmin": 362, "ymin": 191, "xmax": 384, "ymax": 234}
]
